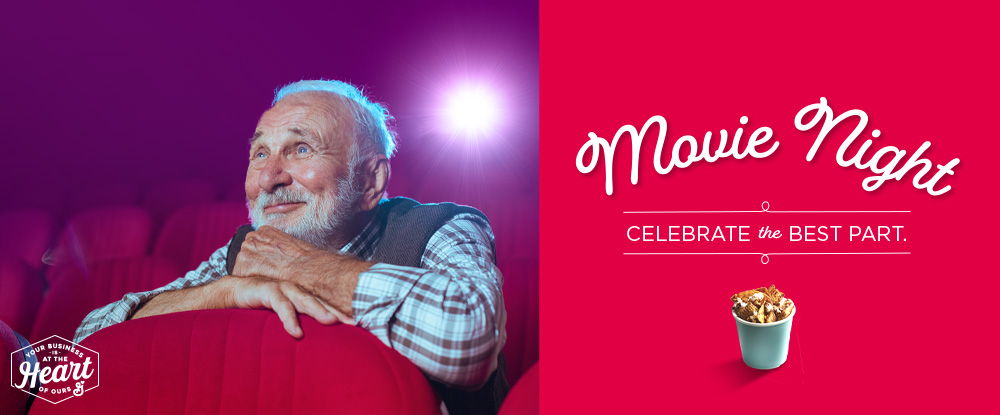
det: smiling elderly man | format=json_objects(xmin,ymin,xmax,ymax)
[{"xmin": 75, "ymin": 80, "xmax": 508, "ymax": 414}]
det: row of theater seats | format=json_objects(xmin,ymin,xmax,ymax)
[
  {"xmin": 6, "ymin": 178, "xmax": 246, "ymax": 224},
  {"xmin": 0, "ymin": 177, "xmax": 247, "ymax": 339},
  {"xmin": 0, "ymin": 202, "xmax": 249, "ymax": 341},
  {"xmin": 3, "ymin": 312, "xmax": 539, "ymax": 414},
  {"xmin": 0, "ymin": 202, "xmax": 538, "ymax": 378},
  {"xmin": 0, "ymin": 184, "xmax": 539, "ymax": 413}
]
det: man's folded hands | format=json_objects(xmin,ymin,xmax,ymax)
[{"xmin": 227, "ymin": 225, "xmax": 369, "ymax": 338}]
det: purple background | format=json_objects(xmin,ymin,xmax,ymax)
[
  {"xmin": 1, "ymin": 0, "xmax": 538, "ymax": 379},
  {"xmin": 1, "ymin": 0, "xmax": 538, "ymax": 209}
]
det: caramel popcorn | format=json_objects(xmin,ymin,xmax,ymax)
[{"xmin": 731, "ymin": 285, "xmax": 794, "ymax": 323}]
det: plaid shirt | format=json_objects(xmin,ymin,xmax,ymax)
[{"xmin": 74, "ymin": 210, "xmax": 506, "ymax": 389}]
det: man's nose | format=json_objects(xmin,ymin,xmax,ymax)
[{"xmin": 258, "ymin": 156, "xmax": 293, "ymax": 193}]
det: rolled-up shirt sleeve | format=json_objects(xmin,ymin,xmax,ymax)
[
  {"xmin": 352, "ymin": 214, "xmax": 506, "ymax": 389},
  {"xmin": 73, "ymin": 242, "xmax": 231, "ymax": 343}
]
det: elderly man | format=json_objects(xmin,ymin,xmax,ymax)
[{"xmin": 75, "ymin": 80, "xmax": 508, "ymax": 414}]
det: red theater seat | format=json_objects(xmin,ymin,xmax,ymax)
[
  {"xmin": 141, "ymin": 178, "xmax": 217, "ymax": 223},
  {"xmin": 0, "ymin": 210, "xmax": 55, "ymax": 270},
  {"xmin": 1, "ymin": 319, "xmax": 33, "ymax": 415},
  {"xmin": 0, "ymin": 258, "xmax": 44, "ymax": 336},
  {"xmin": 476, "ymin": 192, "xmax": 539, "ymax": 384},
  {"xmin": 500, "ymin": 257, "xmax": 540, "ymax": 384},
  {"xmin": 47, "ymin": 206, "xmax": 154, "ymax": 283},
  {"xmin": 30, "ymin": 257, "xmax": 184, "ymax": 341},
  {"xmin": 498, "ymin": 362, "xmax": 539, "ymax": 415},
  {"xmin": 28, "ymin": 309, "xmax": 441, "ymax": 415},
  {"xmin": 153, "ymin": 202, "xmax": 249, "ymax": 271}
]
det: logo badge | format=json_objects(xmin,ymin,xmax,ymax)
[{"xmin": 10, "ymin": 335, "xmax": 99, "ymax": 404}]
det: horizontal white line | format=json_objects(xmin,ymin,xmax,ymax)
[
  {"xmin": 623, "ymin": 252, "xmax": 911, "ymax": 255},
  {"xmin": 623, "ymin": 210, "xmax": 911, "ymax": 214},
  {"xmin": 769, "ymin": 252, "xmax": 910, "ymax": 255},
  {"xmin": 624, "ymin": 211, "xmax": 761, "ymax": 213},
  {"xmin": 768, "ymin": 210, "xmax": 910, "ymax": 213},
  {"xmin": 624, "ymin": 252, "xmax": 762, "ymax": 255}
]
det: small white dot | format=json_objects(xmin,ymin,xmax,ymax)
[
  {"xmin": 740, "ymin": 116, "xmax": 749, "ymax": 124},
  {"xmin": 872, "ymin": 129, "xmax": 881, "ymax": 138}
]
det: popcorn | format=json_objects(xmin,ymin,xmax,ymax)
[{"xmin": 731, "ymin": 285, "xmax": 794, "ymax": 323}]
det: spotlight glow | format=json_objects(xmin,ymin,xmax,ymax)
[{"xmin": 444, "ymin": 86, "xmax": 500, "ymax": 137}]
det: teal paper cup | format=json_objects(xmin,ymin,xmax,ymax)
[{"xmin": 733, "ymin": 306, "xmax": 796, "ymax": 369}]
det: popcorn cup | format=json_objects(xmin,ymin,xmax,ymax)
[{"xmin": 732, "ymin": 306, "xmax": 796, "ymax": 369}]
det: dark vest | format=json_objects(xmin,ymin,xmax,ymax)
[{"xmin": 226, "ymin": 197, "xmax": 509, "ymax": 415}]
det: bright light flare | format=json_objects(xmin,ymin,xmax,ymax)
[{"xmin": 444, "ymin": 86, "xmax": 500, "ymax": 138}]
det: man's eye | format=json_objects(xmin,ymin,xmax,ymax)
[
  {"xmin": 297, "ymin": 146, "xmax": 310, "ymax": 154},
  {"xmin": 254, "ymin": 152, "xmax": 266, "ymax": 159}
]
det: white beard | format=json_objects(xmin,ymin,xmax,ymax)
[{"xmin": 248, "ymin": 174, "xmax": 362, "ymax": 251}]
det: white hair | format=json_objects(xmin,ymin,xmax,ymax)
[{"xmin": 273, "ymin": 79, "xmax": 397, "ymax": 159}]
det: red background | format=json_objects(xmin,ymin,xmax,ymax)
[{"xmin": 541, "ymin": 1, "xmax": 998, "ymax": 412}]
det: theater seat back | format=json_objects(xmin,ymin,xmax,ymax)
[
  {"xmin": 499, "ymin": 362, "xmax": 539, "ymax": 415},
  {"xmin": 48, "ymin": 207, "xmax": 154, "ymax": 283},
  {"xmin": 30, "ymin": 257, "xmax": 184, "ymax": 341},
  {"xmin": 141, "ymin": 178, "xmax": 217, "ymax": 224},
  {"xmin": 0, "ymin": 258, "xmax": 44, "ymax": 336},
  {"xmin": 500, "ymin": 257, "xmax": 540, "ymax": 384},
  {"xmin": 28, "ymin": 309, "xmax": 441, "ymax": 415},
  {"xmin": 153, "ymin": 202, "xmax": 249, "ymax": 271}
]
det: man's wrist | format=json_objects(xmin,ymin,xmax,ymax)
[
  {"xmin": 299, "ymin": 252, "xmax": 369, "ymax": 316},
  {"xmin": 131, "ymin": 279, "xmax": 233, "ymax": 320},
  {"xmin": 204, "ymin": 276, "xmax": 235, "ymax": 309}
]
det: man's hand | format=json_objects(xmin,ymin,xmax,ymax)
[
  {"xmin": 218, "ymin": 275, "xmax": 354, "ymax": 338},
  {"xmin": 132, "ymin": 275, "xmax": 353, "ymax": 339},
  {"xmin": 232, "ymin": 226, "xmax": 372, "ymax": 316},
  {"xmin": 231, "ymin": 225, "xmax": 322, "ymax": 279}
]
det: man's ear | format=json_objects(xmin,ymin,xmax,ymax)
[{"xmin": 359, "ymin": 155, "xmax": 390, "ymax": 211}]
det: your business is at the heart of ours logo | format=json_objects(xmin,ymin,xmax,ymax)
[{"xmin": 10, "ymin": 335, "xmax": 99, "ymax": 404}]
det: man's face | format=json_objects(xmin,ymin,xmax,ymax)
[{"xmin": 246, "ymin": 91, "xmax": 362, "ymax": 248}]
